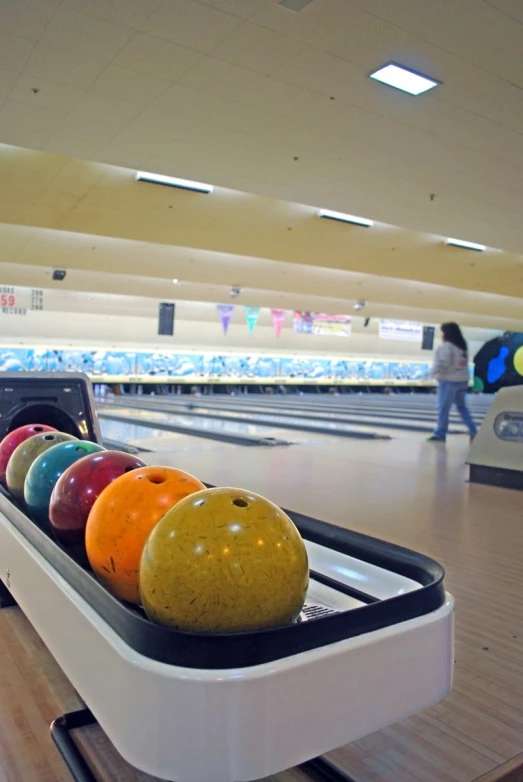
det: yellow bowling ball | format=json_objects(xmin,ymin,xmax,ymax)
[
  {"xmin": 514, "ymin": 346, "xmax": 523, "ymax": 376},
  {"xmin": 139, "ymin": 487, "xmax": 309, "ymax": 634}
]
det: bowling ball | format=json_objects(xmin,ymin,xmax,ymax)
[
  {"xmin": 0, "ymin": 424, "xmax": 57, "ymax": 486},
  {"xmin": 25, "ymin": 440, "xmax": 105, "ymax": 529},
  {"xmin": 514, "ymin": 346, "xmax": 523, "ymax": 377},
  {"xmin": 49, "ymin": 450, "xmax": 147, "ymax": 560},
  {"xmin": 86, "ymin": 466, "xmax": 205, "ymax": 604},
  {"xmin": 6, "ymin": 431, "xmax": 77, "ymax": 502},
  {"xmin": 139, "ymin": 487, "xmax": 309, "ymax": 633}
]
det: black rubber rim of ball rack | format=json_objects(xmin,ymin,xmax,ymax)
[{"xmin": 0, "ymin": 486, "xmax": 445, "ymax": 670}]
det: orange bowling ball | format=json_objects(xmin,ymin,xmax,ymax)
[{"xmin": 85, "ymin": 465, "xmax": 205, "ymax": 604}]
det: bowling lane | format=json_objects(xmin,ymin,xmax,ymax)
[
  {"xmin": 135, "ymin": 394, "xmax": 486, "ymax": 426},
  {"xmin": 160, "ymin": 392, "xmax": 489, "ymax": 422},
  {"xmin": 103, "ymin": 402, "xmax": 409, "ymax": 441},
  {"xmin": 99, "ymin": 418, "xmax": 240, "ymax": 454},
  {"xmin": 100, "ymin": 406, "xmax": 340, "ymax": 445},
  {"xmin": 112, "ymin": 397, "xmax": 463, "ymax": 435}
]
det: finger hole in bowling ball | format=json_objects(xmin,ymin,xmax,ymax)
[
  {"xmin": 44, "ymin": 434, "xmax": 55, "ymax": 441},
  {"xmin": 124, "ymin": 466, "xmax": 135, "ymax": 472},
  {"xmin": 233, "ymin": 498, "xmax": 248, "ymax": 508},
  {"xmin": 34, "ymin": 426, "xmax": 43, "ymax": 432},
  {"xmin": 147, "ymin": 475, "xmax": 165, "ymax": 484},
  {"xmin": 75, "ymin": 446, "xmax": 85, "ymax": 452}
]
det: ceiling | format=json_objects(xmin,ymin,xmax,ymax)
[{"xmin": 1, "ymin": 0, "xmax": 523, "ymax": 330}]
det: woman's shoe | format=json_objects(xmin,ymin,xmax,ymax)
[{"xmin": 426, "ymin": 435, "xmax": 446, "ymax": 442}]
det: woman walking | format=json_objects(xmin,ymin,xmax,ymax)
[{"xmin": 428, "ymin": 322, "xmax": 478, "ymax": 442}]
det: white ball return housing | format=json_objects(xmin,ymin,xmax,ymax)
[
  {"xmin": 468, "ymin": 386, "xmax": 523, "ymax": 490},
  {"xmin": 0, "ymin": 374, "xmax": 454, "ymax": 782}
]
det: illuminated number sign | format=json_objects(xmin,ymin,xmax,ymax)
[{"xmin": 494, "ymin": 412, "xmax": 523, "ymax": 442}]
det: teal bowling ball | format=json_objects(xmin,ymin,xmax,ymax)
[{"xmin": 24, "ymin": 440, "xmax": 105, "ymax": 530}]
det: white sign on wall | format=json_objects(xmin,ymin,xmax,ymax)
[
  {"xmin": 0, "ymin": 286, "xmax": 45, "ymax": 316},
  {"xmin": 379, "ymin": 319, "xmax": 423, "ymax": 341}
]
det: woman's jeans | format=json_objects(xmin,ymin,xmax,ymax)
[{"xmin": 434, "ymin": 380, "xmax": 477, "ymax": 439}]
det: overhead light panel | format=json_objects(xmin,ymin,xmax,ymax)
[
  {"xmin": 445, "ymin": 238, "xmax": 486, "ymax": 252},
  {"xmin": 318, "ymin": 209, "xmax": 373, "ymax": 227},
  {"xmin": 370, "ymin": 63, "xmax": 439, "ymax": 96},
  {"xmin": 136, "ymin": 171, "xmax": 213, "ymax": 194},
  {"xmin": 172, "ymin": 279, "xmax": 180, "ymax": 285}
]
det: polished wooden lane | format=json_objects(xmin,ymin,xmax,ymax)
[
  {"xmin": 147, "ymin": 433, "xmax": 523, "ymax": 782},
  {"xmin": 1, "ymin": 430, "xmax": 523, "ymax": 781},
  {"xmin": 0, "ymin": 607, "xmax": 311, "ymax": 782},
  {"xmin": 0, "ymin": 607, "xmax": 78, "ymax": 782}
]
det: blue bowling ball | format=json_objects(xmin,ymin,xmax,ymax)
[{"xmin": 24, "ymin": 440, "xmax": 105, "ymax": 529}]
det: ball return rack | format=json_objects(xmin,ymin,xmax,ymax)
[{"xmin": 0, "ymin": 374, "xmax": 454, "ymax": 782}]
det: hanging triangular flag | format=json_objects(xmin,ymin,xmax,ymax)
[
  {"xmin": 216, "ymin": 303, "xmax": 235, "ymax": 335},
  {"xmin": 270, "ymin": 308, "xmax": 286, "ymax": 338},
  {"xmin": 244, "ymin": 306, "xmax": 261, "ymax": 334}
]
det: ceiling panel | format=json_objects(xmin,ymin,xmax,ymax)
[
  {"xmin": 142, "ymin": 0, "xmax": 243, "ymax": 52},
  {"xmin": 89, "ymin": 65, "xmax": 172, "ymax": 105},
  {"xmin": 197, "ymin": 0, "xmax": 269, "ymax": 20},
  {"xmin": 112, "ymin": 33, "xmax": 203, "ymax": 81},
  {"xmin": 210, "ymin": 21, "xmax": 308, "ymax": 74},
  {"xmin": 0, "ymin": 0, "xmax": 521, "ymax": 268},
  {"xmin": 0, "ymin": 31, "xmax": 33, "ymax": 71},
  {"xmin": 0, "ymin": 0, "xmax": 57, "ymax": 41},
  {"xmin": 22, "ymin": 42, "xmax": 107, "ymax": 90},
  {"xmin": 39, "ymin": 8, "xmax": 134, "ymax": 60},
  {"xmin": 60, "ymin": 0, "xmax": 163, "ymax": 29}
]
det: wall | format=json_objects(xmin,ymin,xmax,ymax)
[{"xmin": 0, "ymin": 297, "xmax": 501, "ymax": 362}]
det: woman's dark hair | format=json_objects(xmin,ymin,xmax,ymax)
[{"xmin": 441, "ymin": 322, "xmax": 467, "ymax": 354}]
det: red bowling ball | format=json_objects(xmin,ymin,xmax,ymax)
[
  {"xmin": 0, "ymin": 424, "xmax": 57, "ymax": 486},
  {"xmin": 49, "ymin": 450, "xmax": 146, "ymax": 560}
]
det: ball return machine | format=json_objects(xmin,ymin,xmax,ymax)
[{"xmin": 0, "ymin": 374, "xmax": 454, "ymax": 782}]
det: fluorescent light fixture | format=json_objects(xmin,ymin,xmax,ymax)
[
  {"xmin": 172, "ymin": 279, "xmax": 180, "ymax": 284},
  {"xmin": 370, "ymin": 63, "xmax": 439, "ymax": 96},
  {"xmin": 445, "ymin": 238, "xmax": 486, "ymax": 252},
  {"xmin": 136, "ymin": 171, "xmax": 213, "ymax": 194},
  {"xmin": 318, "ymin": 209, "xmax": 373, "ymax": 227}
]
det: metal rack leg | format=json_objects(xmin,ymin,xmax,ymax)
[
  {"xmin": 300, "ymin": 756, "xmax": 358, "ymax": 782},
  {"xmin": 50, "ymin": 708, "xmax": 98, "ymax": 782},
  {"xmin": 0, "ymin": 580, "xmax": 16, "ymax": 608}
]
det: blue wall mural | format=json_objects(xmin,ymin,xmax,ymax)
[{"xmin": 0, "ymin": 347, "xmax": 462, "ymax": 384}]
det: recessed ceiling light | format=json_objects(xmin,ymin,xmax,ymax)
[
  {"xmin": 172, "ymin": 279, "xmax": 180, "ymax": 284},
  {"xmin": 445, "ymin": 238, "xmax": 486, "ymax": 252},
  {"xmin": 318, "ymin": 209, "xmax": 373, "ymax": 227},
  {"xmin": 370, "ymin": 63, "xmax": 439, "ymax": 96},
  {"xmin": 136, "ymin": 171, "xmax": 213, "ymax": 194}
]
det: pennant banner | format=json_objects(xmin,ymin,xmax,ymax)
[
  {"xmin": 270, "ymin": 308, "xmax": 286, "ymax": 338},
  {"xmin": 293, "ymin": 310, "xmax": 313, "ymax": 334},
  {"xmin": 244, "ymin": 306, "xmax": 261, "ymax": 334},
  {"xmin": 216, "ymin": 303, "xmax": 235, "ymax": 335}
]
